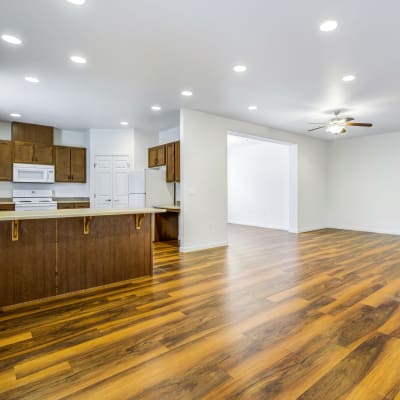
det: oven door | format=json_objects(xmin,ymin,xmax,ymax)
[{"xmin": 13, "ymin": 164, "xmax": 53, "ymax": 183}]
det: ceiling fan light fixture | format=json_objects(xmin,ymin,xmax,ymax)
[{"xmin": 327, "ymin": 125, "xmax": 344, "ymax": 134}]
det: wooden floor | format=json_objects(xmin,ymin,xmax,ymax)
[{"xmin": 1, "ymin": 225, "xmax": 400, "ymax": 399}]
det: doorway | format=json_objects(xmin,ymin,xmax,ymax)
[{"xmin": 227, "ymin": 132, "xmax": 297, "ymax": 232}]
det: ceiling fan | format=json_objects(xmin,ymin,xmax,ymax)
[{"xmin": 308, "ymin": 110, "xmax": 373, "ymax": 135}]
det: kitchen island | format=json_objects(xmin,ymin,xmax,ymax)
[{"xmin": 0, "ymin": 208, "xmax": 164, "ymax": 307}]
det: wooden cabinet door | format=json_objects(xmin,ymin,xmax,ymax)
[
  {"xmin": 74, "ymin": 202, "xmax": 90, "ymax": 209},
  {"xmin": 70, "ymin": 147, "xmax": 86, "ymax": 182},
  {"xmin": 12, "ymin": 122, "xmax": 53, "ymax": 145},
  {"xmin": 148, "ymin": 147, "xmax": 158, "ymax": 167},
  {"xmin": 0, "ymin": 219, "xmax": 56, "ymax": 307},
  {"xmin": 156, "ymin": 145, "xmax": 166, "ymax": 165},
  {"xmin": 0, "ymin": 140, "xmax": 13, "ymax": 181},
  {"xmin": 174, "ymin": 141, "xmax": 180, "ymax": 182},
  {"xmin": 57, "ymin": 203, "xmax": 75, "ymax": 209},
  {"xmin": 0, "ymin": 204, "xmax": 15, "ymax": 211},
  {"xmin": 14, "ymin": 141, "xmax": 34, "ymax": 164},
  {"xmin": 166, "ymin": 142, "xmax": 175, "ymax": 182},
  {"xmin": 148, "ymin": 145, "xmax": 166, "ymax": 167},
  {"xmin": 54, "ymin": 146, "xmax": 71, "ymax": 182},
  {"xmin": 34, "ymin": 143, "xmax": 53, "ymax": 164}
]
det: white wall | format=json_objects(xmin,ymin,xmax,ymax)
[
  {"xmin": 228, "ymin": 136, "xmax": 290, "ymax": 230},
  {"xmin": 159, "ymin": 127, "xmax": 180, "ymax": 145},
  {"xmin": 134, "ymin": 129, "xmax": 159, "ymax": 170},
  {"xmin": 0, "ymin": 122, "xmax": 12, "ymax": 197},
  {"xmin": 180, "ymin": 109, "xmax": 328, "ymax": 252},
  {"xmin": 328, "ymin": 131, "xmax": 400, "ymax": 235}
]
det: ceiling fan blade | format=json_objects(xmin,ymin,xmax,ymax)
[
  {"xmin": 346, "ymin": 122, "xmax": 373, "ymax": 127},
  {"xmin": 308, "ymin": 122, "xmax": 327, "ymax": 125},
  {"xmin": 308, "ymin": 126, "xmax": 326, "ymax": 132}
]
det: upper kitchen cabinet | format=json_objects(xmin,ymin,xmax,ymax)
[
  {"xmin": 0, "ymin": 140, "xmax": 13, "ymax": 181},
  {"xmin": 12, "ymin": 122, "xmax": 53, "ymax": 145},
  {"xmin": 54, "ymin": 146, "xmax": 70, "ymax": 182},
  {"xmin": 54, "ymin": 146, "xmax": 87, "ymax": 183},
  {"xmin": 70, "ymin": 147, "xmax": 86, "ymax": 182},
  {"xmin": 148, "ymin": 145, "xmax": 166, "ymax": 168},
  {"xmin": 13, "ymin": 141, "xmax": 54, "ymax": 165},
  {"xmin": 174, "ymin": 141, "xmax": 180, "ymax": 182},
  {"xmin": 166, "ymin": 143, "xmax": 175, "ymax": 182},
  {"xmin": 166, "ymin": 141, "xmax": 180, "ymax": 183}
]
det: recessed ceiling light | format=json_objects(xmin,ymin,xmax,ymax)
[
  {"xmin": 70, "ymin": 55, "xmax": 87, "ymax": 64},
  {"xmin": 10, "ymin": 113, "xmax": 21, "ymax": 118},
  {"xmin": 342, "ymin": 75, "xmax": 356, "ymax": 82},
  {"xmin": 68, "ymin": 0, "xmax": 86, "ymax": 4},
  {"xmin": 248, "ymin": 105, "xmax": 257, "ymax": 111},
  {"xmin": 181, "ymin": 90, "xmax": 193, "ymax": 97},
  {"xmin": 233, "ymin": 65, "xmax": 247, "ymax": 72},
  {"xmin": 151, "ymin": 105, "xmax": 162, "ymax": 111},
  {"xmin": 1, "ymin": 34, "xmax": 22, "ymax": 45},
  {"xmin": 25, "ymin": 76, "xmax": 40, "ymax": 83},
  {"xmin": 120, "ymin": 121, "xmax": 129, "ymax": 126},
  {"xmin": 320, "ymin": 20, "xmax": 338, "ymax": 32}
]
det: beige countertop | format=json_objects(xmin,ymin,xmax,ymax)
[
  {"xmin": 0, "ymin": 207, "xmax": 165, "ymax": 222},
  {"xmin": 153, "ymin": 205, "xmax": 181, "ymax": 213}
]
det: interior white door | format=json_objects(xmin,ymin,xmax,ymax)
[
  {"xmin": 94, "ymin": 156, "xmax": 113, "ymax": 208},
  {"xmin": 113, "ymin": 156, "xmax": 130, "ymax": 208},
  {"xmin": 94, "ymin": 155, "xmax": 130, "ymax": 208}
]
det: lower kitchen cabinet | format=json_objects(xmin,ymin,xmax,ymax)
[
  {"xmin": 0, "ymin": 219, "xmax": 57, "ymax": 307},
  {"xmin": 0, "ymin": 204, "xmax": 15, "ymax": 211},
  {"xmin": 57, "ymin": 202, "xmax": 90, "ymax": 210},
  {"xmin": 155, "ymin": 211, "xmax": 179, "ymax": 241},
  {"xmin": 57, "ymin": 214, "xmax": 152, "ymax": 293},
  {"xmin": 0, "ymin": 213, "xmax": 152, "ymax": 307}
]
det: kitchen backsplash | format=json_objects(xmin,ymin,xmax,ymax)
[{"xmin": 0, "ymin": 182, "xmax": 89, "ymax": 198}]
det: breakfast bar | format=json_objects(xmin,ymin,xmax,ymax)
[{"xmin": 0, "ymin": 208, "xmax": 165, "ymax": 307}]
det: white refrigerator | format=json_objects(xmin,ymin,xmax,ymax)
[{"xmin": 129, "ymin": 169, "xmax": 174, "ymax": 208}]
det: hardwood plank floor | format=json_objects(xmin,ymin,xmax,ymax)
[{"xmin": 0, "ymin": 225, "xmax": 400, "ymax": 399}]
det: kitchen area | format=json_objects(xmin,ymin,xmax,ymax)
[{"xmin": 0, "ymin": 121, "xmax": 181, "ymax": 308}]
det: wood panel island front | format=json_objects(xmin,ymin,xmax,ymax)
[{"xmin": 0, "ymin": 208, "xmax": 165, "ymax": 307}]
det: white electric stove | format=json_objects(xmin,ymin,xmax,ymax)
[{"xmin": 13, "ymin": 190, "xmax": 57, "ymax": 211}]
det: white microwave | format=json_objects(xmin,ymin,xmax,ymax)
[{"xmin": 13, "ymin": 163, "xmax": 55, "ymax": 183}]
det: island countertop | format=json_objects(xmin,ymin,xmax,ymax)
[
  {"xmin": 153, "ymin": 205, "xmax": 181, "ymax": 213},
  {"xmin": 0, "ymin": 207, "xmax": 165, "ymax": 222}
]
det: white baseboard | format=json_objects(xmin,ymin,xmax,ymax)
[
  {"xmin": 290, "ymin": 226, "xmax": 328, "ymax": 233},
  {"xmin": 228, "ymin": 221, "xmax": 289, "ymax": 231},
  {"xmin": 179, "ymin": 241, "xmax": 229, "ymax": 253},
  {"xmin": 327, "ymin": 224, "xmax": 400, "ymax": 236}
]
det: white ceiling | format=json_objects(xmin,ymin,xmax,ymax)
[{"xmin": 1, "ymin": 0, "xmax": 399, "ymax": 139}]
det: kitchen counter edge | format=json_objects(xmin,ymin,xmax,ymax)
[{"xmin": 0, "ymin": 207, "xmax": 165, "ymax": 222}]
